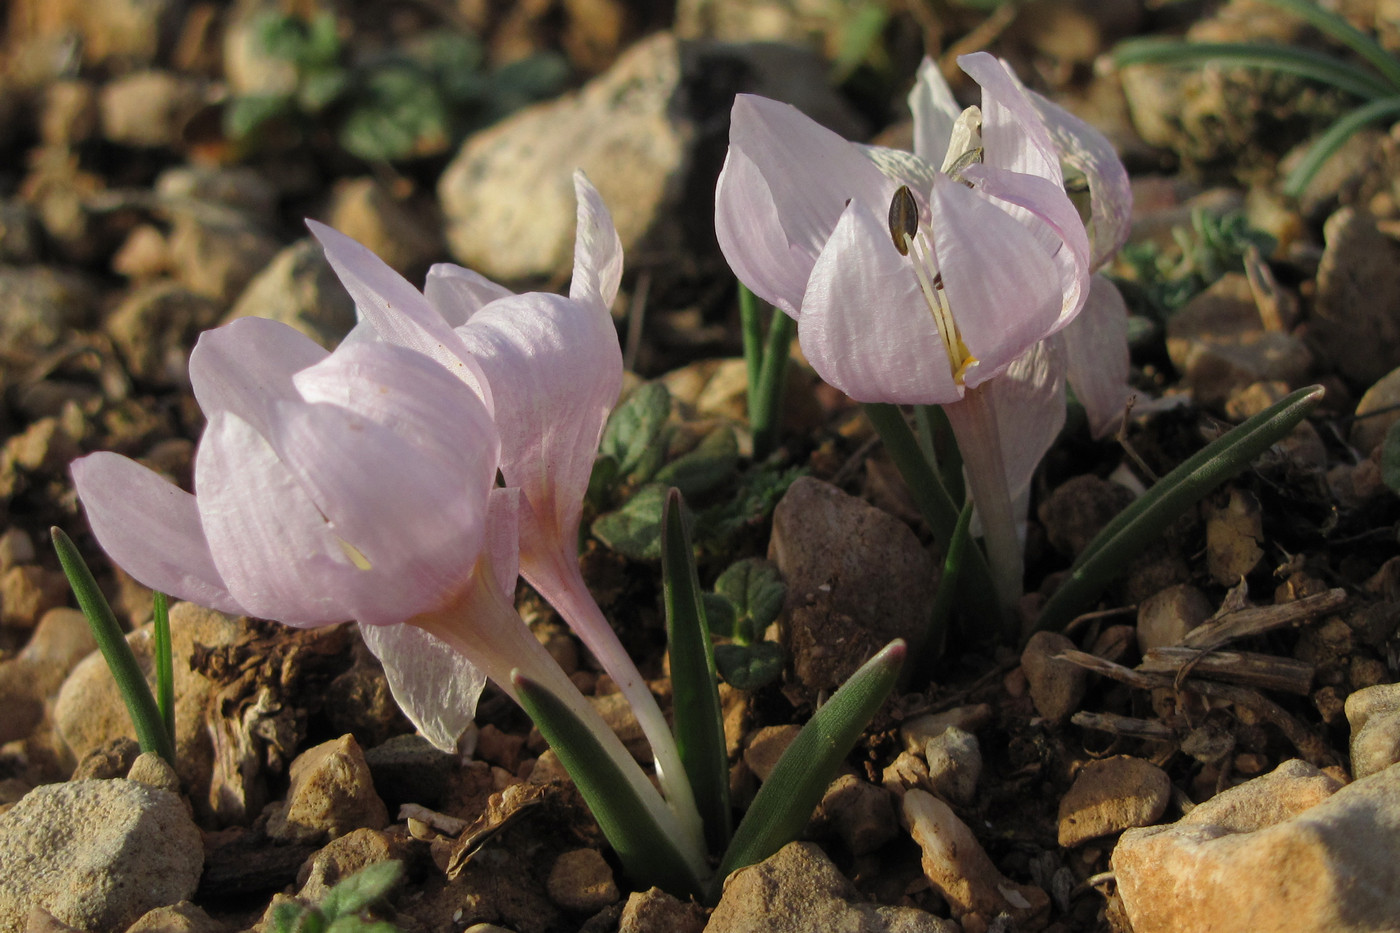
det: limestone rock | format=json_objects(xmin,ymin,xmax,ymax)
[
  {"xmin": 812, "ymin": 773, "xmax": 897, "ymax": 856},
  {"xmin": 266, "ymin": 734, "xmax": 389, "ymax": 845},
  {"xmin": 295, "ymin": 828, "xmax": 411, "ymax": 903},
  {"xmin": 326, "ymin": 178, "xmax": 444, "ymax": 283},
  {"xmin": 922, "ymin": 726, "xmax": 981, "ymax": 805},
  {"xmin": 1111, "ymin": 759, "xmax": 1400, "ymax": 933},
  {"xmin": 0, "ymin": 780, "xmax": 203, "ymax": 933},
  {"xmin": 1346, "ymin": 682, "xmax": 1400, "ymax": 780},
  {"xmin": 546, "ymin": 849, "xmax": 619, "ymax": 913},
  {"xmin": 899, "ymin": 705, "xmax": 991, "ymax": 755},
  {"xmin": 903, "ymin": 789, "xmax": 1049, "ymax": 929},
  {"xmin": 224, "ymin": 238, "xmax": 357, "ymax": 350},
  {"xmin": 617, "ymin": 887, "xmax": 705, "ymax": 933},
  {"xmin": 769, "ymin": 477, "xmax": 936, "ymax": 692},
  {"xmin": 98, "ymin": 71, "xmax": 207, "ymax": 149},
  {"xmin": 123, "ymin": 900, "xmax": 226, "ymax": 933},
  {"xmin": 1058, "ymin": 756, "xmax": 1171, "ymax": 847},
  {"xmin": 1021, "ymin": 630, "xmax": 1086, "ymax": 722},
  {"xmin": 1313, "ymin": 208, "xmax": 1400, "ymax": 387},
  {"xmin": 105, "ymin": 281, "xmax": 222, "ymax": 387},
  {"xmin": 1137, "ymin": 584, "xmax": 1212, "ymax": 652},
  {"xmin": 1350, "ymin": 366, "xmax": 1400, "ymax": 455},
  {"xmin": 708, "ymin": 841, "xmax": 955, "ymax": 933},
  {"xmin": 0, "ymin": 608, "xmax": 96, "ymax": 745}
]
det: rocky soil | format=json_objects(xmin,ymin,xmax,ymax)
[{"xmin": 2, "ymin": 1, "xmax": 1400, "ymax": 932}]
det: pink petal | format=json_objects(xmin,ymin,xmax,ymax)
[
  {"xmin": 70, "ymin": 452, "xmax": 245, "ymax": 615},
  {"xmin": 799, "ymin": 201, "xmax": 960, "ymax": 404},
  {"xmin": 980, "ymin": 339, "xmax": 1067, "ymax": 503},
  {"xmin": 1028, "ymin": 90, "xmax": 1134, "ymax": 270},
  {"xmin": 307, "ymin": 220, "xmax": 494, "ymax": 412},
  {"xmin": 423, "ymin": 264, "xmax": 514, "ymax": 327},
  {"xmin": 189, "ymin": 317, "xmax": 328, "ymax": 437},
  {"xmin": 909, "ymin": 56, "xmax": 962, "ymax": 164},
  {"xmin": 1063, "ymin": 274, "xmax": 1133, "ymax": 438},
  {"xmin": 962, "ymin": 164, "xmax": 1090, "ymax": 333},
  {"xmin": 569, "ymin": 170, "xmax": 623, "ymax": 309},
  {"xmin": 927, "ymin": 174, "xmax": 1062, "ymax": 385},
  {"xmin": 195, "ymin": 412, "xmax": 360, "ymax": 625},
  {"xmin": 716, "ymin": 95, "xmax": 893, "ymax": 316},
  {"xmin": 957, "ymin": 53, "xmax": 1062, "ymax": 186},
  {"xmin": 455, "ymin": 292, "xmax": 622, "ymax": 573},
  {"xmin": 359, "ymin": 621, "xmax": 486, "ymax": 751}
]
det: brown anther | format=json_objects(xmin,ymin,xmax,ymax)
[{"xmin": 888, "ymin": 185, "xmax": 919, "ymax": 256}]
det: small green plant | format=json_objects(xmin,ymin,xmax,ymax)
[
  {"xmin": 52, "ymin": 528, "xmax": 176, "ymax": 767},
  {"xmin": 1117, "ymin": 208, "xmax": 1276, "ymax": 321},
  {"xmin": 226, "ymin": 12, "xmax": 568, "ymax": 161},
  {"xmin": 270, "ymin": 860, "xmax": 405, "ymax": 933},
  {"xmin": 1114, "ymin": 0, "xmax": 1400, "ymax": 196}
]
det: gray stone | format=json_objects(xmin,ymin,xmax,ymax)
[
  {"xmin": 0, "ymin": 779, "xmax": 203, "ymax": 933},
  {"xmin": 769, "ymin": 477, "xmax": 936, "ymax": 692},
  {"xmin": 0, "ymin": 266, "xmax": 98, "ymax": 353},
  {"xmin": 708, "ymin": 841, "xmax": 955, "ymax": 933},
  {"xmin": 1113, "ymin": 759, "xmax": 1400, "ymax": 933},
  {"xmin": 224, "ymin": 238, "xmax": 357, "ymax": 350},
  {"xmin": 923, "ymin": 726, "xmax": 981, "ymax": 805}
]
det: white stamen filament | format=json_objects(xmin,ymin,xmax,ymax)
[{"xmin": 897, "ymin": 226, "xmax": 975, "ymax": 385}]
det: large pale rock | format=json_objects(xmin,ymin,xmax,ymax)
[
  {"xmin": 54, "ymin": 602, "xmax": 243, "ymax": 819},
  {"xmin": 438, "ymin": 32, "xmax": 862, "ymax": 285},
  {"xmin": 0, "ymin": 608, "xmax": 96, "ymax": 744},
  {"xmin": 266, "ymin": 734, "xmax": 389, "ymax": 845},
  {"xmin": 1346, "ymin": 682, "xmax": 1400, "ymax": 780},
  {"xmin": 708, "ymin": 841, "xmax": 955, "ymax": 933},
  {"xmin": 769, "ymin": 477, "xmax": 936, "ymax": 692},
  {"xmin": 0, "ymin": 780, "xmax": 203, "ymax": 933},
  {"xmin": 224, "ymin": 238, "xmax": 357, "ymax": 349},
  {"xmin": 1113, "ymin": 759, "xmax": 1400, "ymax": 933}
]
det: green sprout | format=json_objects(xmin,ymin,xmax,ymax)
[{"xmin": 270, "ymin": 860, "xmax": 405, "ymax": 933}]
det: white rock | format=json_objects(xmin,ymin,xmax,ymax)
[{"xmin": 1346, "ymin": 682, "xmax": 1400, "ymax": 780}]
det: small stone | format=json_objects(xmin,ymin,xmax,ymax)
[
  {"xmin": 1313, "ymin": 208, "xmax": 1400, "ymax": 387},
  {"xmin": 617, "ymin": 887, "xmax": 705, "ymax": 933},
  {"xmin": 166, "ymin": 211, "xmax": 281, "ymax": 303},
  {"xmin": 1021, "ymin": 630, "xmax": 1087, "ymax": 721},
  {"xmin": 0, "ymin": 266, "xmax": 97, "ymax": 354},
  {"xmin": 1346, "ymin": 682, "xmax": 1400, "ymax": 780},
  {"xmin": 295, "ymin": 828, "xmax": 411, "ymax": 903},
  {"xmin": 106, "ymin": 281, "xmax": 222, "ymax": 387},
  {"xmin": 0, "ymin": 779, "xmax": 203, "ymax": 933},
  {"xmin": 1205, "ymin": 488, "xmax": 1265, "ymax": 585},
  {"xmin": 923, "ymin": 726, "xmax": 981, "ymax": 805},
  {"xmin": 1112, "ymin": 759, "xmax": 1400, "ymax": 933},
  {"xmin": 0, "ymin": 608, "xmax": 96, "ymax": 745},
  {"xmin": 40, "ymin": 80, "xmax": 98, "ymax": 147},
  {"xmin": 903, "ymin": 788, "xmax": 1049, "ymax": 928},
  {"xmin": 267, "ymin": 734, "xmax": 390, "ymax": 845},
  {"xmin": 224, "ymin": 238, "xmax": 357, "ymax": 349},
  {"xmin": 812, "ymin": 773, "xmax": 897, "ymax": 855},
  {"xmin": 363, "ymin": 733, "xmax": 456, "ymax": 810},
  {"xmin": 123, "ymin": 900, "xmax": 225, "ymax": 933},
  {"xmin": 326, "ymin": 178, "xmax": 444, "ymax": 282},
  {"xmin": 1058, "ymin": 755, "xmax": 1171, "ymax": 847},
  {"xmin": 708, "ymin": 841, "xmax": 955, "ymax": 933},
  {"xmin": 769, "ymin": 477, "xmax": 936, "ymax": 692},
  {"xmin": 127, "ymin": 753, "xmax": 181, "ymax": 794},
  {"xmin": 899, "ymin": 704, "xmax": 991, "ymax": 754},
  {"xmin": 72, "ymin": 737, "xmax": 142, "ymax": 781},
  {"xmin": 1137, "ymin": 584, "xmax": 1212, "ymax": 652},
  {"xmin": 742, "ymin": 724, "xmax": 801, "ymax": 782},
  {"xmin": 1350, "ymin": 366, "xmax": 1400, "ymax": 454},
  {"xmin": 1038, "ymin": 474, "xmax": 1136, "ymax": 558},
  {"xmin": 546, "ymin": 849, "xmax": 619, "ymax": 912},
  {"xmin": 98, "ymin": 71, "xmax": 206, "ymax": 148}
]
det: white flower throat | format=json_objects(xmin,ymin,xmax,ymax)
[{"xmin": 887, "ymin": 107, "xmax": 984, "ymax": 385}]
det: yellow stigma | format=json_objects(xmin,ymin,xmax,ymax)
[{"xmin": 888, "ymin": 185, "xmax": 976, "ymax": 383}]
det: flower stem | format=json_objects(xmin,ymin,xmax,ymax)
[{"xmin": 942, "ymin": 386, "xmax": 1022, "ymax": 638}]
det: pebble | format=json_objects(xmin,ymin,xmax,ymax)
[
  {"xmin": 224, "ymin": 238, "xmax": 357, "ymax": 349},
  {"xmin": 708, "ymin": 841, "xmax": 955, "ymax": 933},
  {"xmin": 363, "ymin": 733, "xmax": 457, "ymax": 811},
  {"xmin": 167, "ymin": 211, "xmax": 281, "ymax": 303},
  {"xmin": 295, "ymin": 827, "xmax": 411, "ymax": 903},
  {"xmin": 546, "ymin": 848, "xmax": 619, "ymax": 912},
  {"xmin": 769, "ymin": 477, "xmax": 936, "ymax": 692},
  {"xmin": 1164, "ymin": 272, "xmax": 1313, "ymax": 409},
  {"xmin": 1037, "ymin": 474, "xmax": 1136, "ymax": 559},
  {"xmin": 266, "ymin": 734, "xmax": 390, "ymax": 845},
  {"xmin": 0, "ymin": 609, "xmax": 95, "ymax": 746},
  {"xmin": 617, "ymin": 886, "xmax": 705, "ymax": 933},
  {"xmin": 0, "ymin": 779, "xmax": 203, "ymax": 933},
  {"xmin": 903, "ymin": 788, "xmax": 1049, "ymax": 928},
  {"xmin": 1204, "ymin": 487, "xmax": 1265, "ymax": 585},
  {"xmin": 127, "ymin": 752, "xmax": 181, "ymax": 794},
  {"xmin": 899, "ymin": 704, "xmax": 992, "ymax": 755},
  {"xmin": 98, "ymin": 70, "xmax": 206, "ymax": 149},
  {"xmin": 0, "ymin": 564, "xmax": 72, "ymax": 632},
  {"xmin": 326, "ymin": 178, "xmax": 444, "ymax": 283},
  {"xmin": 1349, "ymin": 365, "xmax": 1400, "ymax": 455},
  {"xmin": 812, "ymin": 773, "xmax": 897, "ymax": 855},
  {"xmin": 1137, "ymin": 584, "xmax": 1212, "ymax": 652},
  {"xmin": 923, "ymin": 726, "xmax": 982, "ymax": 805},
  {"xmin": 123, "ymin": 900, "xmax": 225, "ymax": 933},
  {"xmin": 438, "ymin": 32, "xmax": 863, "ymax": 284},
  {"xmin": 105, "ymin": 281, "xmax": 222, "ymax": 387},
  {"xmin": 1113, "ymin": 759, "xmax": 1400, "ymax": 933},
  {"xmin": 0, "ymin": 200, "xmax": 42, "ymax": 265},
  {"xmin": 1345, "ymin": 682, "xmax": 1400, "ymax": 780},
  {"xmin": 0, "ymin": 266, "xmax": 98, "ymax": 354},
  {"xmin": 1058, "ymin": 755, "xmax": 1171, "ymax": 847},
  {"xmin": 1313, "ymin": 208, "xmax": 1400, "ymax": 387},
  {"xmin": 1021, "ymin": 630, "xmax": 1087, "ymax": 722}
]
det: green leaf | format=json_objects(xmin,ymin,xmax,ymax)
[
  {"xmin": 662, "ymin": 488, "xmax": 732, "ymax": 853},
  {"xmin": 223, "ymin": 94, "xmax": 295, "ymax": 141},
  {"xmin": 601, "ymin": 382, "xmax": 672, "ymax": 479},
  {"xmin": 713, "ymin": 559, "xmax": 785, "ymax": 644},
  {"xmin": 654, "ymin": 425, "xmax": 739, "ymax": 498},
  {"xmin": 701, "ymin": 592, "xmax": 740, "ymax": 639},
  {"xmin": 903, "ymin": 502, "xmax": 972, "ymax": 688},
  {"xmin": 714, "ymin": 640, "xmax": 905, "ymax": 896},
  {"xmin": 319, "ymin": 860, "xmax": 404, "ymax": 919},
  {"xmin": 592, "ymin": 483, "xmax": 669, "ymax": 560},
  {"xmin": 1033, "ymin": 385, "xmax": 1326, "ymax": 636},
  {"xmin": 338, "ymin": 64, "xmax": 450, "ymax": 161},
  {"xmin": 297, "ymin": 67, "xmax": 351, "ymax": 112},
  {"xmin": 514, "ymin": 672, "xmax": 706, "ymax": 897},
  {"xmin": 713, "ymin": 642, "xmax": 785, "ymax": 690},
  {"xmin": 485, "ymin": 52, "xmax": 570, "ymax": 115},
  {"xmin": 1283, "ymin": 97, "xmax": 1400, "ymax": 197},
  {"xmin": 152, "ymin": 592, "xmax": 175, "ymax": 750},
  {"xmin": 270, "ymin": 901, "xmax": 319, "ymax": 933},
  {"xmin": 1112, "ymin": 38, "xmax": 1393, "ymax": 101},
  {"xmin": 1382, "ymin": 419, "xmax": 1400, "ymax": 493},
  {"xmin": 52, "ymin": 528, "xmax": 176, "ymax": 767}
]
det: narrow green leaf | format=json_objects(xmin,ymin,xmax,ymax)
[
  {"xmin": 903, "ymin": 502, "xmax": 972, "ymax": 689},
  {"xmin": 513, "ymin": 672, "xmax": 706, "ymax": 897},
  {"xmin": 319, "ymin": 860, "xmax": 404, "ymax": 918},
  {"xmin": 714, "ymin": 639, "xmax": 905, "ymax": 893},
  {"xmin": 1283, "ymin": 97, "xmax": 1400, "ymax": 197},
  {"xmin": 662, "ymin": 489, "xmax": 732, "ymax": 853},
  {"xmin": 1259, "ymin": 0, "xmax": 1400, "ymax": 90},
  {"xmin": 752, "ymin": 305, "xmax": 794, "ymax": 461},
  {"xmin": 739, "ymin": 283, "xmax": 763, "ymax": 399},
  {"xmin": 861, "ymin": 403, "xmax": 1004, "ymax": 634},
  {"xmin": 152, "ymin": 591, "xmax": 175, "ymax": 750},
  {"xmin": 52, "ymin": 528, "xmax": 177, "ymax": 767},
  {"xmin": 1033, "ymin": 386, "xmax": 1325, "ymax": 636},
  {"xmin": 1112, "ymin": 38, "xmax": 1393, "ymax": 101},
  {"xmin": 1381, "ymin": 419, "xmax": 1400, "ymax": 493}
]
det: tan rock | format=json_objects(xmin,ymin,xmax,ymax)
[
  {"xmin": 1137, "ymin": 584, "xmax": 1211, "ymax": 652},
  {"xmin": 295, "ymin": 828, "xmax": 411, "ymax": 903},
  {"xmin": 812, "ymin": 773, "xmax": 897, "ymax": 855},
  {"xmin": 1346, "ymin": 682, "xmax": 1400, "ymax": 779},
  {"xmin": 546, "ymin": 848, "xmax": 619, "ymax": 912},
  {"xmin": 742, "ymin": 724, "xmax": 800, "ymax": 782},
  {"xmin": 899, "ymin": 704, "xmax": 991, "ymax": 754},
  {"xmin": 617, "ymin": 887, "xmax": 705, "ymax": 933},
  {"xmin": 1112, "ymin": 759, "xmax": 1400, "ymax": 933},
  {"xmin": 1021, "ymin": 630, "xmax": 1086, "ymax": 722},
  {"xmin": 1058, "ymin": 755, "xmax": 1171, "ymax": 846},
  {"xmin": 266, "ymin": 734, "xmax": 389, "ymax": 845}
]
